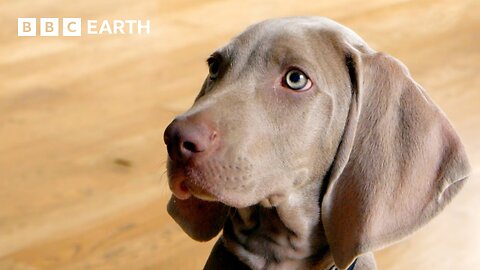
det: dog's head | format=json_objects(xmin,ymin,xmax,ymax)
[{"xmin": 164, "ymin": 17, "xmax": 469, "ymax": 268}]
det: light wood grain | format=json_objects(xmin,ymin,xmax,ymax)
[{"xmin": 0, "ymin": 0, "xmax": 479, "ymax": 269}]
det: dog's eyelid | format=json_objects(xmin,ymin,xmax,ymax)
[
  {"xmin": 206, "ymin": 52, "xmax": 223, "ymax": 65},
  {"xmin": 285, "ymin": 66, "xmax": 309, "ymax": 76},
  {"xmin": 206, "ymin": 56, "xmax": 217, "ymax": 65},
  {"xmin": 280, "ymin": 62, "xmax": 312, "ymax": 76}
]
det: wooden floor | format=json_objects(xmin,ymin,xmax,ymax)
[{"xmin": 0, "ymin": 0, "xmax": 479, "ymax": 269}]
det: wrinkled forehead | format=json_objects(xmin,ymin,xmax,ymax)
[{"xmin": 215, "ymin": 17, "xmax": 368, "ymax": 72}]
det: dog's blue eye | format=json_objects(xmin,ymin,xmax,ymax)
[{"xmin": 284, "ymin": 69, "xmax": 311, "ymax": 91}]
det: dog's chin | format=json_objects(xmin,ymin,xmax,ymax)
[
  {"xmin": 187, "ymin": 184, "xmax": 245, "ymax": 206},
  {"xmin": 168, "ymin": 169, "xmax": 262, "ymax": 208},
  {"xmin": 187, "ymin": 183, "xmax": 259, "ymax": 208},
  {"xmin": 186, "ymin": 178, "xmax": 274, "ymax": 208}
]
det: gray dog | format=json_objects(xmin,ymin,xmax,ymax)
[{"xmin": 163, "ymin": 17, "xmax": 470, "ymax": 270}]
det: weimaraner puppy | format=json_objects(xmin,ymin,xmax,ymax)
[{"xmin": 163, "ymin": 17, "xmax": 470, "ymax": 270}]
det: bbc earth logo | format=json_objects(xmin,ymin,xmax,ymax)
[{"xmin": 17, "ymin": 18, "xmax": 151, "ymax": 36}]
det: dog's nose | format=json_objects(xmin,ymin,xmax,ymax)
[{"xmin": 163, "ymin": 117, "xmax": 218, "ymax": 162}]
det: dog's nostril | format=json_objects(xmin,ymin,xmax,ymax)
[{"xmin": 182, "ymin": 141, "xmax": 200, "ymax": 153}]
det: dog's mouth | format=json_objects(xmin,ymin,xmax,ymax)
[
  {"xmin": 167, "ymin": 159, "xmax": 219, "ymax": 202},
  {"xmin": 166, "ymin": 157, "xmax": 269, "ymax": 208},
  {"xmin": 181, "ymin": 178, "xmax": 217, "ymax": 202}
]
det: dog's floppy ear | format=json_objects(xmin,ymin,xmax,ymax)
[
  {"xmin": 167, "ymin": 196, "xmax": 230, "ymax": 241},
  {"xmin": 321, "ymin": 47, "xmax": 470, "ymax": 269}
]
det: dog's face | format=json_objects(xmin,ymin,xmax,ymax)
[
  {"xmin": 165, "ymin": 19, "xmax": 353, "ymax": 208},
  {"xmin": 165, "ymin": 17, "xmax": 469, "ymax": 268}
]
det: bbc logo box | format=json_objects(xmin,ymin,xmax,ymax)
[{"xmin": 18, "ymin": 18, "xmax": 82, "ymax": 37}]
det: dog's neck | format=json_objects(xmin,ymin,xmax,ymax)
[{"xmin": 222, "ymin": 180, "xmax": 334, "ymax": 270}]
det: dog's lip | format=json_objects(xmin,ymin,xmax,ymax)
[
  {"xmin": 189, "ymin": 189, "xmax": 217, "ymax": 202},
  {"xmin": 168, "ymin": 159, "xmax": 220, "ymax": 201},
  {"xmin": 169, "ymin": 174, "xmax": 218, "ymax": 202},
  {"xmin": 182, "ymin": 178, "xmax": 215, "ymax": 200}
]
